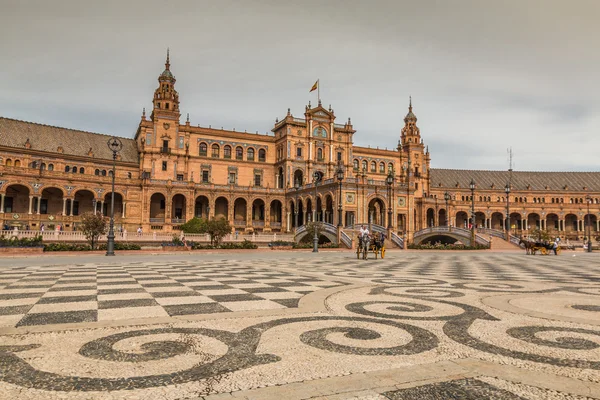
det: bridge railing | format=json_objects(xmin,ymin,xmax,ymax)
[
  {"xmin": 390, "ymin": 231, "xmax": 404, "ymax": 249},
  {"xmin": 340, "ymin": 231, "xmax": 352, "ymax": 248},
  {"xmin": 477, "ymin": 228, "xmax": 505, "ymax": 238},
  {"xmin": 370, "ymin": 224, "xmax": 386, "ymax": 234},
  {"xmin": 508, "ymin": 234, "xmax": 521, "ymax": 246}
]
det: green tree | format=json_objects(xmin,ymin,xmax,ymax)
[
  {"xmin": 529, "ymin": 227, "xmax": 550, "ymax": 242},
  {"xmin": 301, "ymin": 221, "xmax": 323, "ymax": 243},
  {"xmin": 206, "ymin": 218, "xmax": 232, "ymax": 246},
  {"xmin": 180, "ymin": 217, "xmax": 207, "ymax": 234},
  {"xmin": 80, "ymin": 212, "xmax": 107, "ymax": 250}
]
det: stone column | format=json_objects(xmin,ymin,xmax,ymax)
[
  {"xmin": 122, "ymin": 202, "xmax": 126, "ymax": 218},
  {"xmin": 0, "ymin": 193, "xmax": 4, "ymax": 213},
  {"xmin": 286, "ymin": 211, "xmax": 290, "ymax": 232},
  {"xmin": 28, "ymin": 196, "xmax": 33, "ymax": 214},
  {"xmin": 596, "ymin": 219, "xmax": 599, "ymax": 232},
  {"xmin": 99, "ymin": 200, "xmax": 104, "ymax": 216},
  {"xmin": 36, "ymin": 196, "xmax": 41, "ymax": 214},
  {"xmin": 70, "ymin": 199, "xmax": 74, "ymax": 216}
]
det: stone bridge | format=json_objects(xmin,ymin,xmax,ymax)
[{"xmin": 413, "ymin": 226, "xmax": 490, "ymax": 246}]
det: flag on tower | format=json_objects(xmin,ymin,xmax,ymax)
[{"xmin": 310, "ymin": 80, "xmax": 319, "ymax": 92}]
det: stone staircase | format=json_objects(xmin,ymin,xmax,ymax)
[{"xmin": 490, "ymin": 236, "xmax": 521, "ymax": 250}]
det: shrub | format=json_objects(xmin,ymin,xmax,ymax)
[
  {"xmin": 44, "ymin": 243, "xmax": 91, "ymax": 252},
  {"xmin": 190, "ymin": 239, "xmax": 257, "ymax": 250},
  {"xmin": 407, "ymin": 243, "xmax": 489, "ymax": 250},
  {"xmin": 292, "ymin": 241, "xmax": 339, "ymax": 249},
  {"xmin": 98, "ymin": 242, "xmax": 141, "ymax": 251},
  {"xmin": 0, "ymin": 235, "xmax": 43, "ymax": 248}
]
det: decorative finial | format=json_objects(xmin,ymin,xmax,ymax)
[
  {"xmin": 348, "ymin": 117, "xmax": 351, "ymax": 125},
  {"xmin": 318, "ymin": 99, "xmax": 322, "ymax": 106},
  {"xmin": 142, "ymin": 107, "xmax": 146, "ymax": 118},
  {"xmin": 186, "ymin": 113, "xmax": 189, "ymax": 123},
  {"xmin": 276, "ymin": 117, "xmax": 279, "ymax": 123},
  {"xmin": 426, "ymin": 145, "xmax": 429, "ymax": 153},
  {"xmin": 409, "ymin": 95, "xmax": 412, "ymax": 112},
  {"xmin": 287, "ymin": 108, "xmax": 291, "ymax": 116},
  {"xmin": 308, "ymin": 101, "xmax": 311, "ymax": 108},
  {"xmin": 328, "ymin": 104, "xmax": 331, "ymax": 111},
  {"xmin": 165, "ymin": 48, "xmax": 170, "ymax": 70}
]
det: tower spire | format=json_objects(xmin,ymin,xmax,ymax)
[
  {"xmin": 409, "ymin": 96, "xmax": 412, "ymax": 112},
  {"xmin": 165, "ymin": 48, "xmax": 170, "ymax": 70}
]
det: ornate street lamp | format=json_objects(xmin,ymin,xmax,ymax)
[
  {"xmin": 336, "ymin": 164, "xmax": 344, "ymax": 227},
  {"xmin": 444, "ymin": 191, "xmax": 451, "ymax": 226},
  {"xmin": 106, "ymin": 137, "xmax": 123, "ymax": 256},
  {"xmin": 587, "ymin": 195, "xmax": 593, "ymax": 253},
  {"xmin": 386, "ymin": 168, "xmax": 394, "ymax": 229},
  {"xmin": 505, "ymin": 183, "xmax": 511, "ymax": 234},
  {"xmin": 294, "ymin": 180, "xmax": 300, "ymax": 232},
  {"xmin": 469, "ymin": 179, "xmax": 476, "ymax": 245},
  {"xmin": 312, "ymin": 171, "xmax": 321, "ymax": 252}
]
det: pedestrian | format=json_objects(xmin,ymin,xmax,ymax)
[
  {"xmin": 40, "ymin": 224, "xmax": 45, "ymax": 232},
  {"xmin": 137, "ymin": 226, "xmax": 142, "ymax": 236}
]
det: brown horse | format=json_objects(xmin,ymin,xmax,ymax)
[{"xmin": 519, "ymin": 238, "xmax": 535, "ymax": 255}]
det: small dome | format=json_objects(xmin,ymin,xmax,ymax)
[{"xmin": 160, "ymin": 69, "xmax": 174, "ymax": 79}]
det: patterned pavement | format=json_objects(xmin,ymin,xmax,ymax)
[
  {"xmin": 0, "ymin": 261, "xmax": 346, "ymax": 328},
  {"xmin": 0, "ymin": 251, "xmax": 599, "ymax": 400}
]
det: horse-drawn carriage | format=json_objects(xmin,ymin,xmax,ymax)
[
  {"xmin": 519, "ymin": 238, "xmax": 561, "ymax": 255},
  {"xmin": 356, "ymin": 234, "xmax": 386, "ymax": 260}
]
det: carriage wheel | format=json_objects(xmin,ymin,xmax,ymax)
[
  {"xmin": 556, "ymin": 247, "xmax": 561, "ymax": 255},
  {"xmin": 381, "ymin": 247, "xmax": 385, "ymax": 259},
  {"xmin": 541, "ymin": 247, "xmax": 547, "ymax": 255}
]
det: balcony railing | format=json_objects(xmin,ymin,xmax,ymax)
[
  {"xmin": 149, "ymin": 218, "xmax": 165, "ymax": 223},
  {"xmin": 171, "ymin": 218, "xmax": 185, "ymax": 224},
  {"xmin": 160, "ymin": 147, "xmax": 171, "ymax": 154}
]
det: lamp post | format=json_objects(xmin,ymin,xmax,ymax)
[
  {"xmin": 336, "ymin": 164, "xmax": 344, "ymax": 227},
  {"xmin": 469, "ymin": 179, "xmax": 476, "ymax": 245},
  {"xmin": 386, "ymin": 168, "xmax": 394, "ymax": 229},
  {"xmin": 105, "ymin": 137, "xmax": 123, "ymax": 256},
  {"xmin": 294, "ymin": 181, "xmax": 300, "ymax": 232},
  {"xmin": 444, "ymin": 191, "xmax": 450, "ymax": 226},
  {"xmin": 587, "ymin": 195, "xmax": 593, "ymax": 252},
  {"xmin": 312, "ymin": 171, "xmax": 320, "ymax": 253},
  {"xmin": 505, "ymin": 183, "xmax": 511, "ymax": 236}
]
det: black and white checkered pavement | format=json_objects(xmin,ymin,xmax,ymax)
[{"xmin": 0, "ymin": 261, "xmax": 346, "ymax": 328}]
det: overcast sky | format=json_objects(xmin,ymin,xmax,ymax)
[{"xmin": 1, "ymin": 0, "xmax": 599, "ymax": 171}]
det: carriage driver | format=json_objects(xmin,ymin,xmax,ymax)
[{"xmin": 359, "ymin": 225, "xmax": 370, "ymax": 238}]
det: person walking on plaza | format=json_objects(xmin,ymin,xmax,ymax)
[{"xmin": 552, "ymin": 237, "xmax": 561, "ymax": 255}]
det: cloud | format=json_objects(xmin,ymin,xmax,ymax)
[{"xmin": 1, "ymin": 0, "xmax": 599, "ymax": 171}]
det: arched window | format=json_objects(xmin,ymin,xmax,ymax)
[
  {"xmin": 30, "ymin": 161, "xmax": 38, "ymax": 169},
  {"xmin": 379, "ymin": 162, "xmax": 385, "ymax": 173},
  {"xmin": 211, "ymin": 144, "xmax": 220, "ymax": 158},
  {"xmin": 258, "ymin": 149, "xmax": 266, "ymax": 162},
  {"xmin": 236, "ymin": 146, "xmax": 243, "ymax": 160},
  {"xmin": 108, "ymin": 170, "xmax": 113, "ymax": 177},
  {"xmin": 361, "ymin": 160, "xmax": 367, "ymax": 171},
  {"xmin": 41, "ymin": 163, "xmax": 46, "ymax": 170},
  {"xmin": 79, "ymin": 167, "xmax": 85, "ymax": 174},
  {"xmin": 317, "ymin": 148, "xmax": 323, "ymax": 161},
  {"xmin": 224, "ymin": 145, "xmax": 232, "ymax": 159},
  {"xmin": 370, "ymin": 161, "xmax": 376, "ymax": 172},
  {"xmin": 72, "ymin": 166, "xmax": 77, "ymax": 173},
  {"xmin": 353, "ymin": 159, "xmax": 359, "ymax": 170},
  {"xmin": 65, "ymin": 166, "xmax": 70, "ymax": 172},
  {"xmin": 14, "ymin": 160, "xmax": 21, "ymax": 167},
  {"xmin": 5, "ymin": 159, "xmax": 12, "ymax": 166},
  {"xmin": 48, "ymin": 164, "xmax": 54, "ymax": 171},
  {"xmin": 199, "ymin": 142, "xmax": 207, "ymax": 157},
  {"xmin": 388, "ymin": 163, "xmax": 393, "ymax": 172},
  {"xmin": 95, "ymin": 169, "xmax": 100, "ymax": 176},
  {"xmin": 127, "ymin": 172, "xmax": 132, "ymax": 179},
  {"xmin": 247, "ymin": 147, "xmax": 255, "ymax": 161},
  {"xmin": 101, "ymin": 170, "xmax": 107, "ymax": 176}
]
